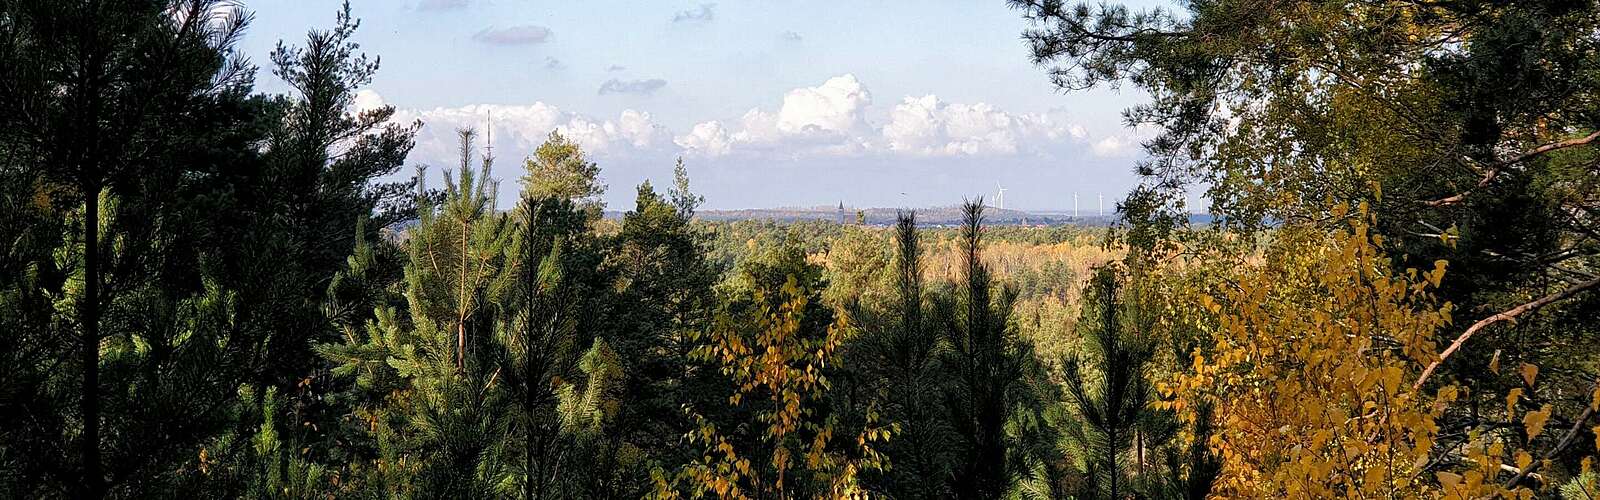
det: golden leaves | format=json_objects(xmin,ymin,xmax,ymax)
[
  {"xmin": 1523, "ymin": 405, "xmax": 1552, "ymax": 440},
  {"xmin": 1437, "ymin": 471, "xmax": 1463, "ymax": 492},
  {"xmin": 1160, "ymin": 214, "xmax": 1459, "ymax": 497},
  {"xmin": 1514, "ymin": 450, "xmax": 1533, "ymax": 472},
  {"xmin": 672, "ymin": 267, "xmax": 879, "ymax": 499},
  {"xmin": 1519, "ymin": 363, "xmax": 1538, "ymax": 388}
]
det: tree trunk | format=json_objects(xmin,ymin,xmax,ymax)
[
  {"xmin": 81, "ymin": 179, "xmax": 102, "ymax": 498},
  {"xmin": 1108, "ymin": 427, "xmax": 1119, "ymax": 500},
  {"xmin": 1137, "ymin": 430, "xmax": 1144, "ymax": 477}
]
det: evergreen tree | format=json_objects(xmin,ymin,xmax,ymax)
[
  {"xmin": 841, "ymin": 212, "xmax": 954, "ymax": 498},
  {"xmin": 523, "ymin": 131, "xmax": 606, "ymax": 216},
  {"xmin": 605, "ymin": 166, "xmax": 721, "ymax": 494},
  {"xmin": 0, "ymin": 1, "xmax": 272, "ymax": 496},
  {"xmin": 938, "ymin": 200, "xmax": 1026, "ymax": 499},
  {"xmin": 247, "ymin": 1, "xmax": 425, "ymax": 390},
  {"xmin": 1059, "ymin": 265, "xmax": 1173, "ymax": 499},
  {"xmin": 315, "ymin": 130, "xmax": 517, "ymax": 496},
  {"xmin": 501, "ymin": 189, "xmax": 601, "ymax": 498}
]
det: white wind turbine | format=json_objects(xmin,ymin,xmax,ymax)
[{"xmin": 996, "ymin": 183, "xmax": 1007, "ymax": 210}]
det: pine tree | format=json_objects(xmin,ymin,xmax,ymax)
[
  {"xmin": 317, "ymin": 129, "xmax": 516, "ymax": 496},
  {"xmin": 501, "ymin": 191, "xmax": 590, "ymax": 498},
  {"xmin": 0, "ymin": 1, "xmax": 276, "ymax": 496},
  {"xmin": 523, "ymin": 131, "xmax": 606, "ymax": 216},
  {"xmin": 841, "ymin": 211, "xmax": 953, "ymax": 497},
  {"xmin": 939, "ymin": 200, "xmax": 1026, "ymax": 499},
  {"xmin": 606, "ymin": 168, "xmax": 721, "ymax": 494},
  {"xmin": 1059, "ymin": 265, "xmax": 1173, "ymax": 499}
]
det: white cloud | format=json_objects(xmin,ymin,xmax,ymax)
[
  {"xmin": 675, "ymin": 75, "xmax": 1091, "ymax": 159},
  {"xmin": 675, "ymin": 121, "xmax": 732, "ymax": 156},
  {"xmin": 775, "ymin": 74, "xmax": 871, "ymax": 135},
  {"xmin": 1088, "ymin": 123, "xmax": 1158, "ymax": 157},
  {"xmin": 1091, "ymin": 136, "xmax": 1131, "ymax": 157},
  {"xmin": 373, "ymin": 91, "xmax": 669, "ymax": 172},
  {"xmin": 611, "ymin": 109, "xmax": 668, "ymax": 148},
  {"xmin": 882, "ymin": 95, "xmax": 1079, "ymax": 156},
  {"xmin": 674, "ymin": 75, "xmax": 876, "ymax": 158},
  {"xmin": 371, "ymin": 75, "xmax": 1120, "ymax": 165},
  {"xmin": 352, "ymin": 89, "xmax": 387, "ymax": 113}
]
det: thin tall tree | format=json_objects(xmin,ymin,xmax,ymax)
[
  {"xmin": 1061, "ymin": 265, "xmax": 1168, "ymax": 499},
  {"xmin": 941, "ymin": 200, "xmax": 1023, "ymax": 499}
]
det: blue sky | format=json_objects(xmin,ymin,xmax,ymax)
[{"xmin": 240, "ymin": 1, "xmax": 1168, "ymax": 210}]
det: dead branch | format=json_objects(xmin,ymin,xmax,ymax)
[
  {"xmin": 1426, "ymin": 130, "xmax": 1600, "ymax": 207},
  {"xmin": 1413, "ymin": 276, "xmax": 1600, "ymax": 391}
]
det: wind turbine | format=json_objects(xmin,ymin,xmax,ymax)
[
  {"xmin": 1098, "ymin": 193, "xmax": 1104, "ymax": 216},
  {"xmin": 996, "ymin": 183, "xmax": 1007, "ymax": 210}
]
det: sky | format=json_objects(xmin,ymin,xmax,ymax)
[{"xmin": 238, "ymin": 0, "xmax": 1170, "ymax": 211}]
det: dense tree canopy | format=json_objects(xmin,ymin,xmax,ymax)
[{"xmin": 2, "ymin": 1, "xmax": 1597, "ymax": 498}]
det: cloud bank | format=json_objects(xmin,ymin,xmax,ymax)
[
  {"xmin": 670, "ymin": 74, "xmax": 1118, "ymax": 159},
  {"xmin": 363, "ymin": 74, "xmax": 1146, "ymax": 172}
]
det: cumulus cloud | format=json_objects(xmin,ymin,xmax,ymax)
[
  {"xmin": 364, "ymin": 91, "xmax": 670, "ymax": 176},
  {"xmin": 472, "ymin": 25, "xmax": 551, "ymax": 45},
  {"xmin": 416, "ymin": 0, "xmax": 468, "ymax": 11},
  {"xmin": 674, "ymin": 74, "xmax": 1093, "ymax": 159},
  {"xmin": 882, "ymin": 95, "xmax": 1082, "ymax": 156},
  {"xmin": 672, "ymin": 3, "xmax": 715, "ymax": 23},
  {"xmin": 1088, "ymin": 124, "xmax": 1158, "ymax": 157},
  {"xmin": 364, "ymin": 75, "xmax": 1112, "ymax": 169},
  {"xmin": 780, "ymin": 30, "xmax": 803, "ymax": 41},
  {"xmin": 352, "ymin": 89, "xmax": 388, "ymax": 113},
  {"xmin": 674, "ymin": 74, "xmax": 874, "ymax": 157},
  {"xmin": 1090, "ymin": 136, "xmax": 1130, "ymax": 157},
  {"xmin": 598, "ymin": 78, "xmax": 668, "ymax": 96},
  {"xmin": 676, "ymin": 121, "xmax": 732, "ymax": 156},
  {"xmin": 775, "ymin": 74, "xmax": 871, "ymax": 134},
  {"xmin": 543, "ymin": 56, "xmax": 565, "ymax": 70},
  {"xmin": 606, "ymin": 65, "xmax": 627, "ymax": 72}
]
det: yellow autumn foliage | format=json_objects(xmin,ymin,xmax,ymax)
[
  {"xmin": 1160, "ymin": 203, "xmax": 1542, "ymax": 498},
  {"xmin": 658, "ymin": 276, "xmax": 892, "ymax": 500}
]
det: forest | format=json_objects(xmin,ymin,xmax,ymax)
[{"xmin": 1, "ymin": 0, "xmax": 1598, "ymax": 498}]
